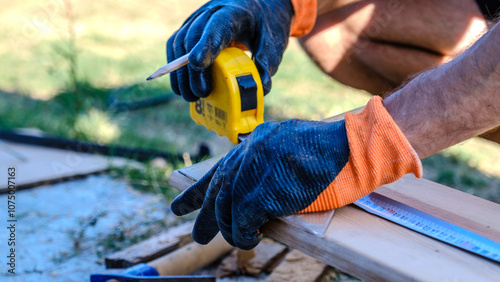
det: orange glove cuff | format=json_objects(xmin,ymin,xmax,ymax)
[
  {"xmin": 289, "ymin": 0, "xmax": 317, "ymax": 37},
  {"xmin": 301, "ymin": 96, "xmax": 422, "ymax": 213}
]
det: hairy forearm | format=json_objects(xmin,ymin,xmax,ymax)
[{"xmin": 384, "ymin": 22, "xmax": 500, "ymax": 159}]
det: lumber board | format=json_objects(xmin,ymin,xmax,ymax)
[
  {"xmin": 149, "ymin": 233, "xmax": 233, "ymax": 276},
  {"xmin": 105, "ymin": 221, "xmax": 195, "ymax": 268},
  {"xmin": 266, "ymin": 249, "xmax": 327, "ymax": 282},
  {"xmin": 169, "ymin": 157, "xmax": 500, "ymax": 281},
  {"xmin": 0, "ymin": 140, "xmax": 125, "ymax": 192},
  {"xmin": 215, "ymin": 239, "xmax": 288, "ymax": 277}
]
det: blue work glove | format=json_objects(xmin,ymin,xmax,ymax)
[
  {"xmin": 172, "ymin": 119, "xmax": 349, "ymax": 249},
  {"xmin": 166, "ymin": 0, "xmax": 294, "ymax": 101},
  {"xmin": 171, "ymin": 97, "xmax": 422, "ymax": 250}
]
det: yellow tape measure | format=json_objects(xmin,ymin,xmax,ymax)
[
  {"xmin": 147, "ymin": 47, "xmax": 264, "ymax": 144},
  {"xmin": 190, "ymin": 48, "xmax": 264, "ymax": 144}
]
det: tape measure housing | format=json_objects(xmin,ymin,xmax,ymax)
[{"xmin": 190, "ymin": 48, "xmax": 264, "ymax": 144}]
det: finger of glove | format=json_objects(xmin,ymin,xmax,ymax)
[
  {"xmin": 185, "ymin": 11, "xmax": 213, "ymax": 98},
  {"xmin": 196, "ymin": 144, "xmax": 245, "ymax": 246},
  {"xmin": 170, "ymin": 159, "xmax": 222, "ymax": 216},
  {"xmin": 253, "ymin": 38, "xmax": 285, "ymax": 95},
  {"xmin": 216, "ymin": 144, "xmax": 265, "ymax": 250},
  {"xmin": 232, "ymin": 205, "xmax": 267, "ymax": 250},
  {"xmin": 166, "ymin": 11, "xmax": 203, "ymax": 96},
  {"xmin": 173, "ymin": 23, "xmax": 198, "ymax": 102},
  {"xmin": 192, "ymin": 169, "xmax": 225, "ymax": 245},
  {"xmin": 215, "ymin": 181, "xmax": 235, "ymax": 247},
  {"xmin": 189, "ymin": 8, "xmax": 243, "ymax": 71},
  {"xmin": 166, "ymin": 32, "xmax": 180, "ymax": 95}
]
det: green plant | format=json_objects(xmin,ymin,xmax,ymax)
[{"xmin": 47, "ymin": 0, "xmax": 86, "ymax": 117}]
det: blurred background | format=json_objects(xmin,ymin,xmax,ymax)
[{"xmin": 1, "ymin": 0, "xmax": 499, "ymax": 203}]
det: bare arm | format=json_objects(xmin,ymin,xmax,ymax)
[{"xmin": 384, "ymin": 22, "xmax": 500, "ymax": 159}]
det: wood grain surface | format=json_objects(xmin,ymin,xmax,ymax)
[
  {"xmin": 169, "ymin": 158, "xmax": 500, "ymax": 281},
  {"xmin": 0, "ymin": 140, "xmax": 125, "ymax": 192}
]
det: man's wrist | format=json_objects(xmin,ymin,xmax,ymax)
[{"xmin": 382, "ymin": 90, "xmax": 428, "ymax": 159}]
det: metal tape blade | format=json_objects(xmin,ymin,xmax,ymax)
[{"xmin": 354, "ymin": 192, "xmax": 500, "ymax": 263}]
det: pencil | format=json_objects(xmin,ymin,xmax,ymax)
[{"xmin": 146, "ymin": 53, "xmax": 190, "ymax": 81}]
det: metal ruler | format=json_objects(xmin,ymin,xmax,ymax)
[{"xmin": 355, "ymin": 192, "xmax": 500, "ymax": 263}]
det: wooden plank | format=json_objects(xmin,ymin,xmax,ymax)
[
  {"xmin": 149, "ymin": 233, "xmax": 233, "ymax": 276},
  {"xmin": 215, "ymin": 238, "xmax": 288, "ymax": 277},
  {"xmin": 105, "ymin": 221, "xmax": 195, "ymax": 268},
  {"xmin": 263, "ymin": 205, "xmax": 500, "ymax": 281},
  {"xmin": 0, "ymin": 141, "xmax": 25, "ymax": 163},
  {"xmin": 169, "ymin": 158, "xmax": 500, "ymax": 281},
  {"xmin": 0, "ymin": 141, "xmax": 125, "ymax": 192},
  {"xmin": 265, "ymin": 249, "xmax": 327, "ymax": 282},
  {"xmin": 377, "ymin": 176, "xmax": 500, "ymax": 243}
]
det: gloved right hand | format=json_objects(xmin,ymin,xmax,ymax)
[
  {"xmin": 171, "ymin": 96, "xmax": 422, "ymax": 250},
  {"xmin": 166, "ymin": 0, "xmax": 317, "ymax": 102}
]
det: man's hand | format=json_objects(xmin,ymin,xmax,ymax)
[
  {"xmin": 166, "ymin": 0, "xmax": 315, "ymax": 102},
  {"xmin": 171, "ymin": 96, "xmax": 422, "ymax": 250}
]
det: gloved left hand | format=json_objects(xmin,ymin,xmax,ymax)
[
  {"xmin": 166, "ymin": 0, "xmax": 317, "ymax": 101},
  {"xmin": 171, "ymin": 97, "xmax": 422, "ymax": 250}
]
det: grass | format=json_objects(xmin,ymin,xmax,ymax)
[{"xmin": 1, "ymin": 0, "xmax": 500, "ymax": 206}]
